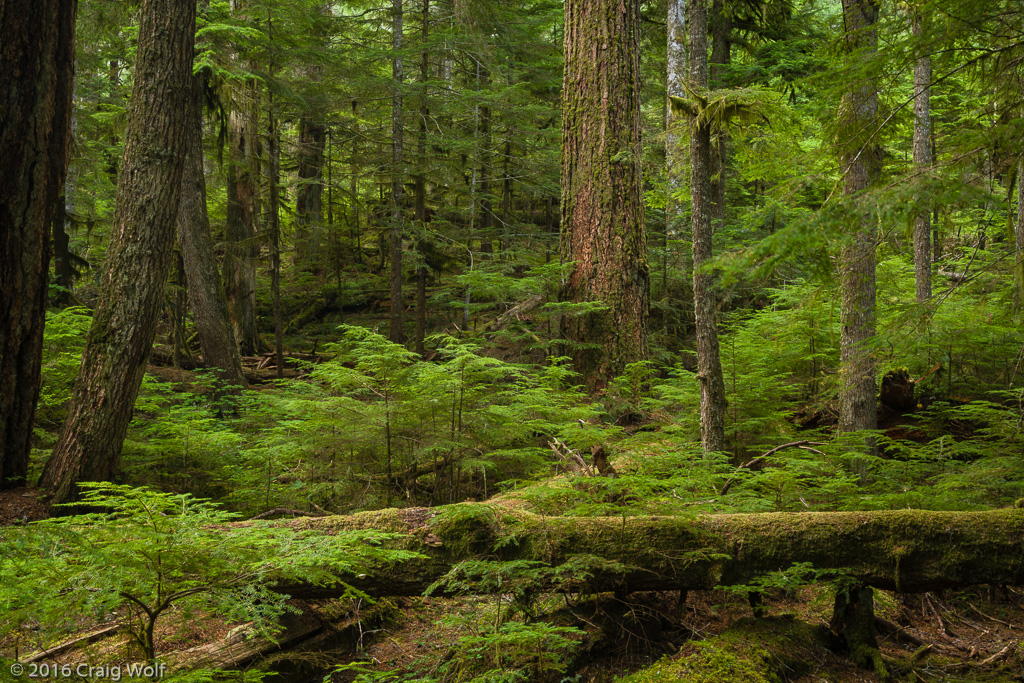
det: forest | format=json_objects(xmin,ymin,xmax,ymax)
[{"xmin": 1, "ymin": 0, "xmax": 1024, "ymax": 680}]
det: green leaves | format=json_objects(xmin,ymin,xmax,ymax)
[{"xmin": 0, "ymin": 484, "xmax": 417, "ymax": 661}]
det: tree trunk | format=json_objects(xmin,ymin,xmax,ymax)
[
  {"xmin": 665, "ymin": 0, "xmax": 689, "ymax": 322},
  {"xmin": 223, "ymin": 74, "xmax": 261, "ymax": 356},
  {"xmin": 267, "ymin": 16, "xmax": 285, "ymax": 382},
  {"xmin": 709, "ymin": 0, "xmax": 730, "ymax": 230},
  {"xmin": 912, "ymin": 12, "xmax": 932, "ymax": 304},
  {"xmin": 837, "ymin": 0, "xmax": 881, "ymax": 446},
  {"xmin": 560, "ymin": 0, "xmax": 649, "ymax": 390},
  {"xmin": 266, "ymin": 504, "xmax": 1024, "ymax": 599},
  {"xmin": 39, "ymin": 0, "xmax": 196, "ymax": 505},
  {"xmin": 295, "ymin": 115, "xmax": 326, "ymax": 274},
  {"xmin": 176, "ymin": 72, "xmax": 246, "ymax": 391},
  {"xmin": 389, "ymin": 0, "xmax": 405, "ymax": 344},
  {"xmin": 689, "ymin": 0, "xmax": 727, "ymax": 453},
  {"xmin": 1016, "ymin": 158, "xmax": 1024, "ymax": 306},
  {"xmin": 413, "ymin": 0, "xmax": 430, "ymax": 356},
  {"xmin": 0, "ymin": 0, "xmax": 76, "ymax": 489}
]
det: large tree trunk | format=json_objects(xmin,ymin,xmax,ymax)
[
  {"xmin": 688, "ymin": 0, "xmax": 727, "ymax": 453},
  {"xmin": 39, "ymin": 0, "xmax": 196, "ymax": 505},
  {"xmin": 912, "ymin": 12, "xmax": 932, "ymax": 304},
  {"xmin": 176, "ymin": 72, "xmax": 246, "ymax": 390},
  {"xmin": 0, "ymin": 0, "xmax": 76, "ymax": 489},
  {"xmin": 389, "ymin": 0, "xmax": 405, "ymax": 344},
  {"xmin": 837, "ymin": 0, "xmax": 881, "ymax": 446},
  {"xmin": 560, "ymin": 0, "xmax": 649, "ymax": 390},
  {"xmin": 267, "ymin": 504, "xmax": 1024, "ymax": 599}
]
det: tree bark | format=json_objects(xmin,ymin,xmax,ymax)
[
  {"xmin": 295, "ymin": 115, "xmax": 326, "ymax": 274},
  {"xmin": 912, "ymin": 12, "xmax": 932, "ymax": 304},
  {"xmin": 176, "ymin": 72, "xmax": 246, "ymax": 391},
  {"xmin": 709, "ymin": 0, "xmax": 730, "ymax": 229},
  {"xmin": 389, "ymin": 0, "xmax": 405, "ymax": 344},
  {"xmin": 689, "ymin": 0, "xmax": 727, "ymax": 453},
  {"xmin": 837, "ymin": 0, "xmax": 881, "ymax": 445},
  {"xmin": 223, "ymin": 38, "xmax": 261, "ymax": 357},
  {"xmin": 560, "ymin": 0, "xmax": 649, "ymax": 390},
  {"xmin": 0, "ymin": 0, "xmax": 76, "ymax": 489},
  {"xmin": 413, "ymin": 0, "xmax": 430, "ymax": 356},
  {"xmin": 39, "ymin": 0, "xmax": 196, "ymax": 504},
  {"xmin": 266, "ymin": 504, "xmax": 1024, "ymax": 599}
]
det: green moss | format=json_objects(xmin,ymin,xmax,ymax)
[{"xmin": 617, "ymin": 617, "xmax": 828, "ymax": 683}]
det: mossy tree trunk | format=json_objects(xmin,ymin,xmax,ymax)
[
  {"xmin": 0, "ymin": 0, "xmax": 76, "ymax": 489},
  {"xmin": 837, "ymin": 0, "xmax": 882, "ymax": 448},
  {"xmin": 39, "ymin": 0, "xmax": 196, "ymax": 504},
  {"xmin": 268, "ymin": 504, "xmax": 1024, "ymax": 599},
  {"xmin": 560, "ymin": 0, "xmax": 649, "ymax": 391}
]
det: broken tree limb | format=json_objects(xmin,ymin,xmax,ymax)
[{"xmin": 261, "ymin": 502, "xmax": 1024, "ymax": 599}]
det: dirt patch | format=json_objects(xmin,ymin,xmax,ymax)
[{"xmin": 0, "ymin": 486, "xmax": 50, "ymax": 525}]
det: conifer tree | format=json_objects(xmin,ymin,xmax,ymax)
[
  {"xmin": 40, "ymin": 0, "xmax": 197, "ymax": 504},
  {"xmin": 837, "ymin": 0, "xmax": 881, "ymax": 444},
  {"xmin": 0, "ymin": 0, "xmax": 76, "ymax": 489},
  {"xmin": 560, "ymin": 0, "xmax": 649, "ymax": 389}
]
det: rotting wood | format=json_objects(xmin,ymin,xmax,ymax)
[
  {"xmin": 23, "ymin": 625, "xmax": 121, "ymax": 663},
  {"xmin": 254, "ymin": 503, "xmax": 1024, "ymax": 599}
]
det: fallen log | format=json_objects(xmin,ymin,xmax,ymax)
[{"xmin": 264, "ymin": 503, "xmax": 1024, "ymax": 599}]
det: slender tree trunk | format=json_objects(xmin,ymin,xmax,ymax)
[
  {"xmin": 0, "ymin": 0, "xmax": 76, "ymax": 489},
  {"xmin": 52, "ymin": 194, "xmax": 74, "ymax": 307},
  {"xmin": 414, "ymin": 0, "xmax": 430, "ymax": 356},
  {"xmin": 1017, "ymin": 158, "xmax": 1024, "ymax": 305},
  {"xmin": 709, "ymin": 0, "xmax": 730, "ymax": 230},
  {"xmin": 689, "ymin": 0, "xmax": 727, "ymax": 453},
  {"xmin": 176, "ymin": 72, "xmax": 246, "ymax": 390},
  {"xmin": 479, "ymin": 68, "xmax": 493, "ymax": 258},
  {"xmin": 560, "ymin": 0, "xmax": 649, "ymax": 390},
  {"xmin": 40, "ymin": 0, "xmax": 196, "ymax": 504},
  {"xmin": 295, "ymin": 115, "xmax": 326, "ymax": 274},
  {"xmin": 224, "ymin": 99, "xmax": 261, "ymax": 356},
  {"xmin": 837, "ymin": 0, "xmax": 881, "ymax": 444},
  {"xmin": 389, "ymin": 0, "xmax": 405, "ymax": 344},
  {"xmin": 267, "ymin": 12, "xmax": 284, "ymax": 381},
  {"xmin": 912, "ymin": 13, "xmax": 932, "ymax": 304},
  {"xmin": 666, "ymin": 0, "xmax": 687, "ymax": 291}
]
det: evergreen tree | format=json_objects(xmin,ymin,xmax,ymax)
[
  {"xmin": 0, "ymin": 0, "xmax": 77, "ymax": 489},
  {"xmin": 560, "ymin": 0, "xmax": 649, "ymax": 389},
  {"xmin": 40, "ymin": 0, "xmax": 197, "ymax": 504}
]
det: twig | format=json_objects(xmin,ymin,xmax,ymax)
[
  {"xmin": 719, "ymin": 441, "xmax": 827, "ymax": 494},
  {"xmin": 965, "ymin": 601, "xmax": 1013, "ymax": 628},
  {"xmin": 979, "ymin": 641, "xmax": 1017, "ymax": 666},
  {"xmin": 249, "ymin": 507, "xmax": 325, "ymax": 521}
]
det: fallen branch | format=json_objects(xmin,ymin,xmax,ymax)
[{"xmin": 720, "ymin": 441, "xmax": 827, "ymax": 495}]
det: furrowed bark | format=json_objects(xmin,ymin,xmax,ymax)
[
  {"xmin": 0, "ymin": 0, "xmax": 76, "ymax": 489},
  {"xmin": 266, "ymin": 504, "xmax": 1024, "ymax": 599},
  {"xmin": 837, "ymin": 0, "xmax": 881, "ymax": 448},
  {"xmin": 560, "ymin": 0, "xmax": 649, "ymax": 390},
  {"xmin": 39, "ymin": 0, "xmax": 196, "ymax": 504}
]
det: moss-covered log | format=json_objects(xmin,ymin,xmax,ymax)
[{"xmin": 268, "ymin": 503, "xmax": 1024, "ymax": 598}]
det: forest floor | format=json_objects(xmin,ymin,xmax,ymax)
[{"xmin": 3, "ymin": 485, "xmax": 1023, "ymax": 681}]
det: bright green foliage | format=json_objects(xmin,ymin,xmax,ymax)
[
  {"xmin": 0, "ymin": 484, "xmax": 417, "ymax": 662},
  {"xmin": 36, "ymin": 307, "xmax": 93, "ymax": 429}
]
